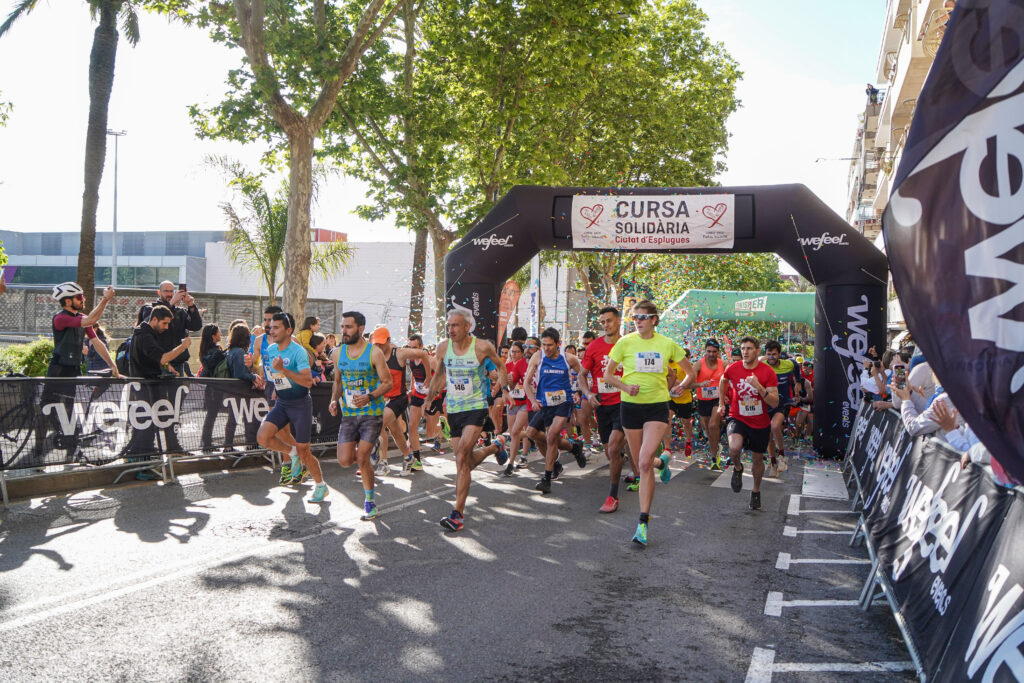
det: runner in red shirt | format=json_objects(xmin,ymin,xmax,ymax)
[
  {"xmin": 504, "ymin": 341, "xmax": 532, "ymax": 472},
  {"xmin": 579, "ymin": 306, "xmax": 629, "ymax": 513},
  {"xmin": 718, "ymin": 336, "xmax": 779, "ymax": 510}
]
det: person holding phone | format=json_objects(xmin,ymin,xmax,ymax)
[{"xmin": 136, "ymin": 280, "xmax": 203, "ymax": 375}]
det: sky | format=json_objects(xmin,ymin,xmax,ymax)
[{"xmin": 0, "ymin": 1, "xmax": 886, "ymax": 262}]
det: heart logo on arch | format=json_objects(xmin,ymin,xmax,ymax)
[
  {"xmin": 579, "ymin": 204, "xmax": 604, "ymax": 228},
  {"xmin": 702, "ymin": 203, "xmax": 728, "ymax": 228}
]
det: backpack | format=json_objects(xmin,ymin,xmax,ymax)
[
  {"xmin": 213, "ymin": 355, "xmax": 231, "ymax": 378},
  {"xmin": 202, "ymin": 348, "xmax": 230, "ymax": 378},
  {"xmin": 115, "ymin": 338, "xmax": 131, "ymax": 376}
]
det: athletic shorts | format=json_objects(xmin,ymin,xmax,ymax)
[
  {"xmin": 264, "ymin": 383, "xmax": 276, "ymax": 405},
  {"xmin": 338, "ymin": 414, "xmax": 383, "ymax": 445},
  {"xmin": 594, "ymin": 402, "xmax": 623, "ymax": 444},
  {"xmin": 424, "ymin": 395, "xmax": 445, "ymax": 416},
  {"xmin": 670, "ymin": 402, "xmax": 694, "ymax": 420},
  {"xmin": 446, "ymin": 409, "xmax": 489, "ymax": 438},
  {"xmin": 620, "ymin": 401, "xmax": 669, "ymax": 430},
  {"xmin": 528, "ymin": 403, "xmax": 572, "ymax": 431},
  {"xmin": 769, "ymin": 401, "xmax": 791, "ymax": 420},
  {"xmin": 508, "ymin": 403, "xmax": 528, "ymax": 416},
  {"xmin": 409, "ymin": 393, "xmax": 426, "ymax": 408},
  {"xmin": 385, "ymin": 393, "xmax": 409, "ymax": 417},
  {"xmin": 264, "ymin": 395, "xmax": 313, "ymax": 444},
  {"xmin": 725, "ymin": 418, "xmax": 770, "ymax": 454},
  {"xmin": 697, "ymin": 399, "xmax": 718, "ymax": 418}
]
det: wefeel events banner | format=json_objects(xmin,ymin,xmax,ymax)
[{"xmin": 571, "ymin": 194, "xmax": 735, "ymax": 250}]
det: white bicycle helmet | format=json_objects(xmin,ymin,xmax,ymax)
[{"xmin": 52, "ymin": 281, "xmax": 85, "ymax": 302}]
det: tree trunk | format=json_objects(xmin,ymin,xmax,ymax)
[
  {"xmin": 408, "ymin": 226, "xmax": 427, "ymax": 336},
  {"xmin": 429, "ymin": 224, "xmax": 452, "ymax": 340},
  {"xmin": 77, "ymin": 3, "xmax": 118, "ymax": 308},
  {"xmin": 282, "ymin": 129, "xmax": 314, "ymax": 320}
]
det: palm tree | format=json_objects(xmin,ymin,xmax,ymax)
[
  {"xmin": 1, "ymin": 0, "xmax": 141, "ymax": 307},
  {"xmin": 216, "ymin": 159, "xmax": 352, "ymax": 306}
]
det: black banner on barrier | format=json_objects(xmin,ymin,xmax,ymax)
[
  {"xmin": 849, "ymin": 406, "xmax": 902, "ymax": 506},
  {"xmin": 0, "ymin": 378, "xmax": 341, "ymax": 470},
  {"xmin": 868, "ymin": 439, "xmax": 1014, "ymax": 677},
  {"xmin": 935, "ymin": 499, "xmax": 1024, "ymax": 681}
]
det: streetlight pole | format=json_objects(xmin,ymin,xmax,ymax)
[{"xmin": 106, "ymin": 129, "xmax": 126, "ymax": 287}]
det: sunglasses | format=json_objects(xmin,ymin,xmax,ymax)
[
  {"xmin": 525, "ymin": 344, "xmax": 538, "ymax": 349},
  {"xmin": 633, "ymin": 313, "xmax": 655, "ymax": 321}
]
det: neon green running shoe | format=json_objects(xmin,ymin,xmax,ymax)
[
  {"xmin": 410, "ymin": 458, "xmax": 423, "ymax": 472},
  {"xmin": 279, "ymin": 463, "xmax": 292, "ymax": 485},
  {"xmin": 289, "ymin": 466, "xmax": 310, "ymax": 485},
  {"xmin": 632, "ymin": 522, "xmax": 648, "ymax": 547},
  {"xmin": 627, "ymin": 479, "xmax": 640, "ymax": 492},
  {"xmin": 440, "ymin": 418, "xmax": 451, "ymax": 440}
]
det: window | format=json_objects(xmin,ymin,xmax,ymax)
[
  {"xmin": 165, "ymin": 233, "xmax": 188, "ymax": 255},
  {"xmin": 41, "ymin": 234, "xmax": 61, "ymax": 256},
  {"xmin": 122, "ymin": 233, "xmax": 145, "ymax": 256}
]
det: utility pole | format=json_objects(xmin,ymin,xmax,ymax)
[{"xmin": 106, "ymin": 129, "xmax": 126, "ymax": 287}]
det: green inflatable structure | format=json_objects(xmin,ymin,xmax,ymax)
[{"xmin": 658, "ymin": 289, "xmax": 815, "ymax": 341}]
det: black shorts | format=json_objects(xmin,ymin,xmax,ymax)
[
  {"xmin": 769, "ymin": 401, "xmax": 791, "ymax": 420},
  {"xmin": 594, "ymin": 402, "xmax": 623, "ymax": 444},
  {"xmin": 670, "ymin": 401, "xmax": 693, "ymax": 419},
  {"xmin": 424, "ymin": 394, "xmax": 445, "ymax": 416},
  {"xmin": 620, "ymin": 401, "xmax": 669, "ymax": 430},
  {"xmin": 725, "ymin": 418, "xmax": 770, "ymax": 454},
  {"xmin": 697, "ymin": 399, "xmax": 719, "ymax": 418},
  {"xmin": 528, "ymin": 403, "xmax": 572, "ymax": 431},
  {"xmin": 409, "ymin": 393, "xmax": 426, "ymax": 408},
  {"xmin": 448, "ymin": 409, "xmax": 489, "ymax": 438},
  {"xmin": 385, "ymin": 393, "xmax": 409, "ymax": 417},
  {"xmin": 264, "ymin": 396, "xmax": 313, "ymax": 443}
]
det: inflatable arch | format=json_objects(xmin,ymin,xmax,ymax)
[{"xmin": 444, "ymin": 184, "xmax": 887, "ymax": 457}]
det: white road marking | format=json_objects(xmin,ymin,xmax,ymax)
[
  {"xmin": 710, "ymin": 469, "xmax": 782, "ymax": 489},
  {"xmin": 746, "ymin": 647, "xmax": 915, "ymax": 681},
  {"xmin": 786, "ymin": 494, "xmax": 858, "ymax": 516},
  {"xmin": 776, "ymin": 552, "xmax": 872, "ymax": 570},
  {"xmin": 782, "ymin": 525, "xmax": 853, "ymax": 537},
  {"xmin": 801, "ymin": 465, "xmax": 849, "ymax": 500},
  {"xmin": 764, "ymin": 591, "xmax": 859, "ymax": 617}
]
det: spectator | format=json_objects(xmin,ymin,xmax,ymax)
[
  {"xmin": 227, "ymin": 319, "xmax": 248, "ymax": 337},
  {"xmin": 869, "ymin": 349, "xmax": 903, "ymax": 411},
  {"xmin": 125, "ymin": 306, "xmax": 191, "ymax": 474},
  {"xmin": 866, "ymin": 83, "xmax": 879, "ymax": 104},
  {"xmin": 298, "ymin": 316, "xmax": 320, "ymax": 354},
  {"xmin": 509, "ymin": 326, "xmax": 528, "ymax": 343},
  {"xmin": 892, "ymin": 349, "xmax": 935, "ymax": 414},
  {"xmin": 83, "ymin": 323, "xmax": 114, "ymax": 374},
  {"xmin": 137, "ymin": 281, "xmax": 203, "ymax": 376},
  {"xmin": 308, "ymin": 333, "xmax": 327, "ymax": 383},
  {"xmin": 890, "ymin": 375, "xmax": 962, "ymax": 439},
  {"xmin": 201, "ymin": 325, "xmax": 265, "ymax": 452},
  {"xmin": 198, "ymin": 324, "xmax": 225, "ymax": 377},
  {"xmin": 932, "ymin": 401, "xmax": 1020, "ymax": 487}
]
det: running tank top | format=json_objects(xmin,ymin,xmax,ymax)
[
  {"xmin": 385, "ymin": 347, "xmax": 406, "ymax": 398},
  {"xmin": 410, "ymin": 359, "xmax": 428, "ymax": 397},
  {"xmin": 536, "ymin": 353, "xmax": 571, "ymax": 407},
  {"xmin": 335, "ymin": 343, "xmax": 385, "ymax": 417},
  {"xmin": 260, "ymin": 333, "xmax": 273, "ymax": 380},
  {"xmin": 444, "ymin": 340, "xmax": 488, "ymax": 412},
  {"xmin": 696, "ymin": 358, "xmax": 725, "ymax": 401}
]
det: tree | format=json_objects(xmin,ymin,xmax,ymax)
[
  {"xmin": 1, "ymin": 1, "xmax": 152, "ymax": 306},
  {"xmin": 217, "ymin": 159, "xmax": 352, "ymax": 305},
  {"xmin": 0, "ymin": 90, "xmax": 10, "ymax": 127},
  {"xmin": 188, "ymin": 0, "xmax": 406, "ymax": 320}
]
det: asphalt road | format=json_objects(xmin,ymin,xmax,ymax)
[{"xmin": 0, "ymin": 444, "xmax": 914, "ymax": 682}]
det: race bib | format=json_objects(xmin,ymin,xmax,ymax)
[
  {"xmin": 700, "ymin": 385, "xmax": 719, "ymax": 400},
  {"xmin": 270, "ymin": 372, "xmax": 292, "ymax": 391},
  {"xmin": 544, "ymin": 389, "xmax": 567, "ymax": 406},
  {"xmin": 413, "ymin": 381, "xmax": 427, "ymax": 394},
  {"xmin": 635, "ymin": 352, "xmax": 663, "ymax": 373},
  {"xmin": 598, "ymin": 380, "xmax": 619, "ymax": 394},
  {"xmin": 448, "ymin": 376, "xmax": 473, "ymax": 397},
  {"xmin": 344, "ymin": 381, "xmax": 368, "ymax": 407},
  {"xmin": 510, "ymin": 386, "xmax": 526, "ymax": 399},
  {"xmin": 739, "ymin": 397, "xmax": 763, "ymax": 417}
]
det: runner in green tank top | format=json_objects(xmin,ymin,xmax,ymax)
[{"xmin": 425, "ymin": 309, "xmax": 510, "ymax": 532}]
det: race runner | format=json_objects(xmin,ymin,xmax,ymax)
[
  {"xmin": 793, "ymin": 360, "xmax": 815, "ymax": 442},
  {"xmin": 371, "ymin": 326, "xmax": 431, "ymax": 474},
  {"xmin": 405, "ymin": 334, "xmax": 435, "ymax": 469},
  {"xmin": 425, "ymin": 309, "xmax": 510, "ymax": 532},
  {"xmin": 719, "ymin": 336, "xmax": 779, "ymax": 511},
  {"xmin": 763, "ymin": 340, "xmax": 801, "ymax": 477},
  {"xmin": 328, "ymin": 311, "xmax": 393, "ymax": 517},
  {"xmin": 579, "ymin": 306, "xmax": 630, "ymax": 513},
  {"xmin": 504, "ymin": 341, "xmax": 531, "ymax": 474},
  {"xmin": 250, "ymin": 305, "xmax": 302, "ymax": 483},
  {"xmin": 603, "ymin": 300, "xmax": 693, "ymax": 546},
  {"xmin": 693, "ymin": 339, "xmax": 726, "ymax": 471},
  {"xmin": 666, "ymin": 354, "xmax": 696, "ymax": 458},
  {"xmin": 256, "ymin": 313, "xmax": 324, "ymax": 501},
  {"xmin": 524, "ymin": 327, "xmax": 591, "ymax": 494}
]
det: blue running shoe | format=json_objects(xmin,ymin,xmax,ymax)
[
  {"xmin": 493, "ymin": 436, "xmax": 509, "ymax": 466},
  {"xmin": 632, "ymin": 522, "xmax": 648, "ymax": 547},
  {"xmin": 361, "ymin": 500, "xmax": 378, "ymax": 520},
  {"xmin": 658, "ymin": 454, "xmax": 671, "ymax": 483},
  {"xmin": 310, "ymin": 483, "xmax": 328, "ymax": 502},
  {"xmin": 440, "ymin": 510, "xmax": 464, "ymax": 531}
]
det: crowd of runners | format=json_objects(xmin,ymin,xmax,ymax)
[{"xmin": 250, "ymin": 300, "xmax": 816, "ymax": 547}]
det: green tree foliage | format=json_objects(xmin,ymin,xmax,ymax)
[
  {"xmin": 187, "ymin": 0, "xmax": 405, "ymax": 320},
  {"xmin": 0, "ymin": 90, "xmax": 10, "ymax": 127},
  {"xmin": 0, "ymin": 338, "xmax": 53, "ymax": 376},
  {"xmin": 215, "ymin": 158, "xmax": 353, "ymax": 305}
]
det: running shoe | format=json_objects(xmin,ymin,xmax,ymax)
[
  {"xmin": 493, "ymin": 436, "xmax": 509, "ymax": 466},
  {"xmin": 571, "ymin": 438, "xmax": 587, "ymax": 468},
  {"xmin": 400, "ymin": 455, "xmax": 415, "ymax": 475},
  {"xmin": 623, "ymin": 474, "xmax": 637, "ymax": 484},
  {"xmin": 684, "ymin": 440, "xmax": 693, "ymax": 458},
  {"xmin": 440, "ymin": 419, "xmax": 451, "ymax": 440},
  {"xmin": 749, "ymin": 491, "xmax": 761, "ymax": 510},
  {"xmin": 777, "ymin": 454, "xmax": 789, "ymax": 474},
  {"xmin": 439, "ymin": 510, "xmax": 463, "ymax": 531},
  {"xmin": 432, "ymin": 439, "xmax": 443, "ymax": 453},
  {"xmin": 599, "ymin": 496, "xmax": 619, "ymax": 513},
  {"xmin": 552, "ymin": 461, "xmax": 564, "ymax": 479},
  {"xmin": 516, "ymin": 455, "xmax": 529, "ymax": 469},
  {"xmin": 731, "ymin": 463, "xmax": 744, "ymax": 493},
  {"xmin": 375, "ymin": 457, "xmax": 389, "ymax": 476},
  {"xmin": 765, "ymin": 463, "xmax": 778, "ymax": 479},
  {"xmin": 503, "ymin": 462, "xmax": 514, "ymax": 477},
  {"xmin": 658, "ymin": 454, "xmax": 671, "ymax": 483},
  {"xmin": 632, "ymin": 522, "xmax": 648, "ymax": 547},
  {"xmin": 289, "ymin": 466, "xmax": 310, "ymax": 485},
  {"xmin": 310, "ymin": 483, "xmax": 328, "ymax": 502},
  {"xmin": 626, "ymin": 479, "xmax": 639, "ymax": 492},
  {"xmin": 411, "ymin": 457, "xmax": 424, "ymax": 472},
  {"xmin": 709, "ymin": 457, "xmax": 723, "ymax": 472},
  {"xmin": 361, "ymin": 500, "xmax": 378, "ymax": 520},
  {"xmin": 369, "ymin": 447, "xmax": 380, "ymax": 469},
  {"xmin": 279, "ymin": 463, "xmax": 292, "ymax": 485},
  {"xmin": 535, "ymin": 478, "xmax": 552, "ymax": 494}
]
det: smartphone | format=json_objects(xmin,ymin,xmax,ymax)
[
  {"xmin": 178, "ymin": 283, "xmax": 188, "ymax": 292},
  {"xmin": 894, "ymin": 366, "xmax": 907, "ymax": 390},
  {"xmin": 873, "ymin": 360, "xmax": 881, "ymax": 368}
]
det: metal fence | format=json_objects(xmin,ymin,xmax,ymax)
[{"xmin": 0, "ymin": 285, "xmax": 343, "ymax": 338}]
